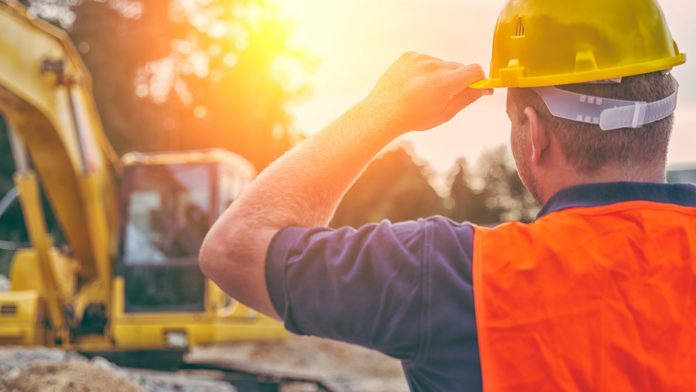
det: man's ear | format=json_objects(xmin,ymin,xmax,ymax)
[{"xmin": 524, "ymin": 107, "xmax": 550, "ymax": 165}]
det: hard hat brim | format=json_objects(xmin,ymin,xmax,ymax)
[{"xmin": 470, "ymin": 54, "xmax": 686, "ymax": 89}]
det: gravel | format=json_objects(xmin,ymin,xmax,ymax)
[
  {"xmin": 0, "ymin": 336, "xmax": 410, "ymax": 392},
  {"xmin": 0, "ymin": 348, "xmax": 237, "ymax": 392}
]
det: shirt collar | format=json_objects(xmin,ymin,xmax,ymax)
[{"xmin": 537, "ymin": 182, "xmax": 696, "ymax": 220}]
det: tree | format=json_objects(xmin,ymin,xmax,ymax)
[
  {"xmin": 448, "ymin": 146, "xmax": 539, "ymax": 225},
  {"xmin": 448, "ymin": 158, "xmax": 500, "ymax": 225},
  {"xmin": 332, "ymin": 142, "xmax": 446, "ymax": 228},
  {"xmin": 24, "ymin": 0, "xmax": 312, "ymax": 169},
  {"xmin": 477, "ymin": 146, "xmax": 538, "ymax": 223}
]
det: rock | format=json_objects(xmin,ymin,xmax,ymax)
[{"xmin": 2, "ymin": 361, "xmax": 144, "ymax": 392}]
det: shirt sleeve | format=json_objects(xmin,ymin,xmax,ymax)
[{"xmin": 265, "ymin": 217, "xmax": 477, "ymax": 363}]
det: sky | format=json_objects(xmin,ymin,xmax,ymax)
[{"xmin": 277, "ymin": 0, "xmax": 696, "ymax": 174}]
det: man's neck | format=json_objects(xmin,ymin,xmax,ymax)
[{"xmin": 540, "ymin": 164, "xmax": 667, "ymax": 205}]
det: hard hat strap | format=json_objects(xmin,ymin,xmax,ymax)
[{"xmin": 533, "ymin": 86, "xmax": 679, "ymax": 131}]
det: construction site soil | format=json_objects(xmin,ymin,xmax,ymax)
[{"xmin": 0, "ymin": 336, "xmax": 409, "ymax": 392}]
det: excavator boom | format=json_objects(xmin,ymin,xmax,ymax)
[{"xmin": 0, "ymin": 0, "xmax": 118, "ymax": 284}]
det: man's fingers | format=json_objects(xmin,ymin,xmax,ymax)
[
  {"xmin": 369, "ymin": 52, "xmax": 492, "ymax": 132},
  {"xmin": 446, "ymin": 64, "xmax": 487, "ymax": 94},
  {"xmin": 442, "ymin": 61, "xmax": 467, "ymax": 70},
  {"xmin": 441, "ymin": 63, "xmax": 492, "ymax": 121},
  {"xmin": 442, "ymin": 88, "xmax": 487, "ymax": 121}
]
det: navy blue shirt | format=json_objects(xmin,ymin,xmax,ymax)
[{"xmin": 265, "ymin": 182, "xmax": 696, "ymax": 391}]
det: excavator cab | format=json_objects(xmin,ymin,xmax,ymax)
[
  {"xmin": 110, "ymin": 150, "xmax": 285, "ymax": 350},
  {"xmin": 121, "ymin": 162, "xmax": 210, "ymax": 313},
  {"xmin": 118, "ymin": 150, "xmax": 251, "ymax": 314},
  {"xmin": 116, "ymin": 151, "xmax": 249, "ymax": 313}
]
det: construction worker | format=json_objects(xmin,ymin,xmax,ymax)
[{"xmin": 200, "ymin": 0, "xmax": 695, "ymax": 390}]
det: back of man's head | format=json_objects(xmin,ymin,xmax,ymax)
[{"xmin": 509, "ymin": 72, "xmax": 678, "ymax": 175}]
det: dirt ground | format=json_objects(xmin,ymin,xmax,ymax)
[
  {"xmin": 189, "ymin": 335, "xmax": 410, "ymax": 392},
  {"xmin": 0, "ymin": 348, "xmax": 236, "ymax": 392},
  {"xmin": 3, "ymin": 361, "xmax": 144, "ymax": 392},
  {"xmin": 0, "ymin": 336, "xmax": 409, "ymax": 392}
]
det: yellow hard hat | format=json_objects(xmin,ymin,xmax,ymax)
[{"xmin": 472, "ymin": 0, "xmax": 687, "ymax": 89}]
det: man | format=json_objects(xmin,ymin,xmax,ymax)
[{"xmin": 200, "ymin": 0, "xmax": 695, "ymax": 390}]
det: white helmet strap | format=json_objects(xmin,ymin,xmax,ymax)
[{"xmin": 532, "ymin": 85, "xmax": 679, "ymax": 131}]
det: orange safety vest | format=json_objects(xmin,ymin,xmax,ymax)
[{"xmin": 473, "ymin": 201, "xmax": 696, "ymax": 391}]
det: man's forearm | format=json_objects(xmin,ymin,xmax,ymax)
[
  {"xmin": 200, "ymin": 101, "xmax": 395, "ymax": 316},
  {"xmin": 199, "ymin": 52, "xmax": 489, "ymax": 317},
  {"xmin": 235, "ymin": 100, "xmax": 399, "ymax": 230}
]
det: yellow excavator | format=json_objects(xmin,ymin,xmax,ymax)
[{"xmin": 0, "ymin": 0, "xmax": 287, "ymax": 364}]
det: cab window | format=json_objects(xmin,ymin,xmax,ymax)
[{"xmin": 124, "ymin": 164, "xmax": 212, "ymax": 264}]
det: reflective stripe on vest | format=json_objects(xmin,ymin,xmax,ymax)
[{"xmin": 473, "ymin": 201, "xmax": 696, "ymax": 391}]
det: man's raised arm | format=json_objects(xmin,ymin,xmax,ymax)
[{"xmin": 198, "ymin": 52, "xmax": 490, "ymax": 318}]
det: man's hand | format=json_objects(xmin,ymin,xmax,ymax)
[
  {"xmin": 364, "ymin": 52, "xmax": 491, "ymax": 134},
  {"xmin": 199, "ymin": 52, "xmax": 490, "ymax": 319}
]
